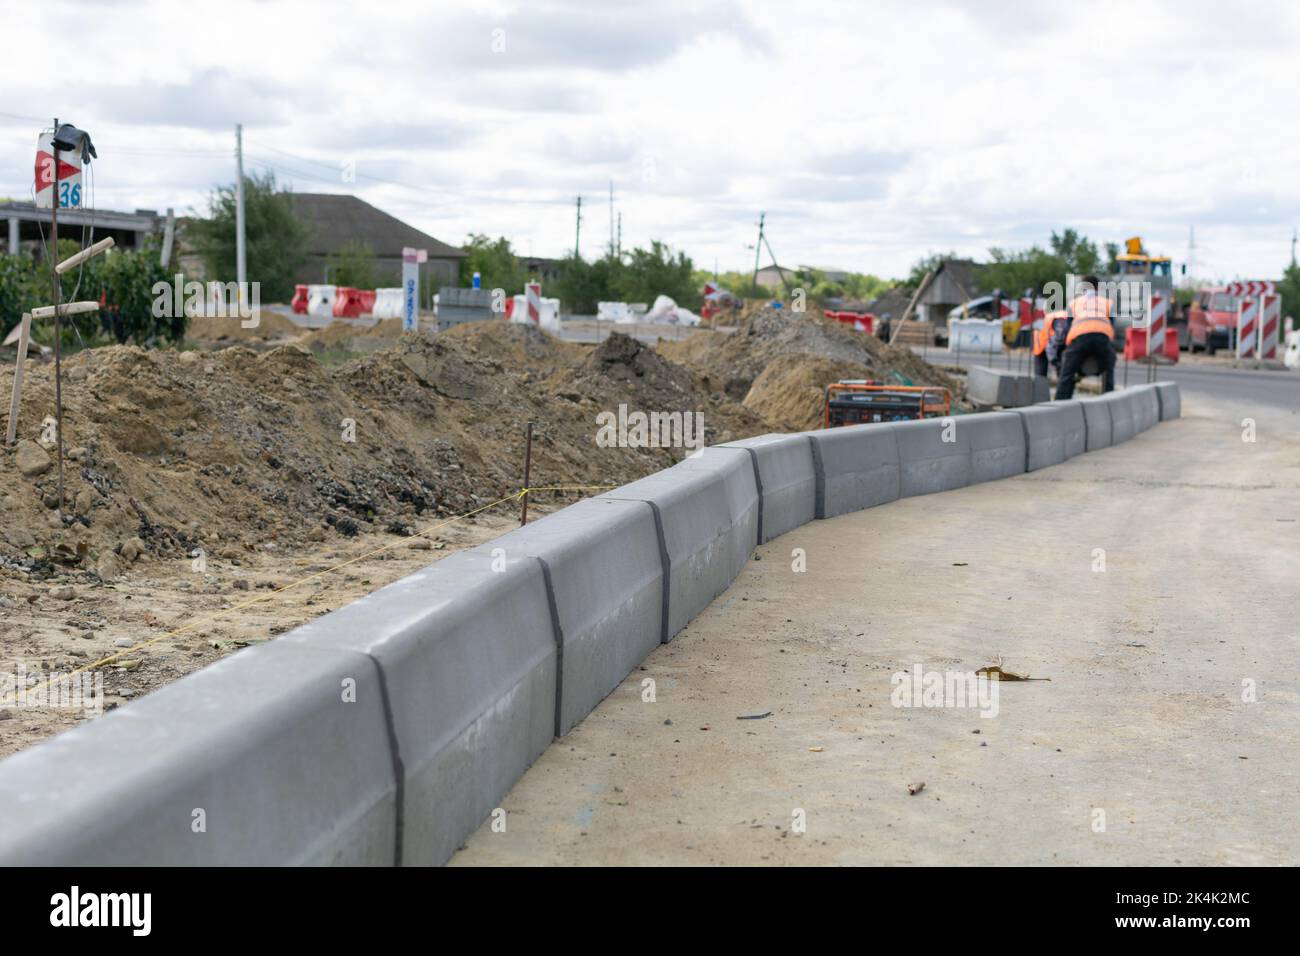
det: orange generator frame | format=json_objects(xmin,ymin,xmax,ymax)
[{"xmin": 823, "ymin": 381, "xmax": 952, "ymax": 428}]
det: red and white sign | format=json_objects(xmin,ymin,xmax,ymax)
[
  {"xmin": 34, "ymin": 132, "xmax": 83, "ymax": 210},
  {"xmin": 1146, "ymin": 292, "xmax": 1168, "ymax": 356},
  {"xmin": 1259, "ymin": 292, "xmax": 1281, "ymax": 360},
  {"xmin": 1225, "ymin": 280, "xmax": 1275, "ymax": 298},
  {"xmin": 525, "ymin": 282, "xmax": 541, "ymax": 325},
  {"xmin": 1236, "ymin": 297, "xmax": 1259, "ymax": 359}
]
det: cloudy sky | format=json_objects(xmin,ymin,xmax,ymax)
[{"xmin": 2, "ymin": 0, "xmax": 1298, "ymax": 281}]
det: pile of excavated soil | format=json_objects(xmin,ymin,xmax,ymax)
[
  {"xmin": 0, "ymin": 324, "xmax": 762, "ymax": 587},
  {"xmin": 742, "ymin": 354, "xmax": 878, "ymax": 431},
  {"xmin": 296, "ymin": 317, "xmax": 405, "ymax": 352},
  {"xmin": 185, "ymin": 310, "xmax": 303, "ymax": 345},
  {"xmin": 659, "ymin": 308, "xmax": 963, "ymax": 407}
]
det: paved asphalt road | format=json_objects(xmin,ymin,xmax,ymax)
[{"xmin": 917, "ymin": 347, "xmax": 1299, "ymax": 411}]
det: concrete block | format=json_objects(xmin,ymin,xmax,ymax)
[
  {"xmin": 966, "ymin": 366, "xmax": 1049, "ymax": 407},
  {"xmin": 1015, "ymin": 404, "xmax": 1067, "ymax": 471},
  {"xmin": 1055, "ymin": 400, "xmax": 1087, "ymax": 459},
  {"xmin": 601, "ymin": 447, "xmax": 759, "ymax": 639},
  {"xmin": 894, "ymin": 416, "xmax": 971, "ymax": 496},
  {"xmin": 804, "ymin": 424, "xmax": 901, "ymax": 518},
  {"xmin": 277, "ymin": 549, "xmax": 557, "ymax": 866},
  {"xmin": 1131, "ymin": 384, "xmax": 1161, "ymax": 431},
  {"xmin": 1076, "ymin": 396, "xmax": 1112, "ymax": 451},
  {"xmin": 965, "ymin": 411, "xmax": 1027, "ymax": 483},
  {"xmin": 1154, "ymin": 381, "xmax": 1181, "ymax": 420},
  {"xmin": 718, "ymin": 433, "xmax": 817, "ymax": 542},
  {"xmin": 473, "ymin": 497, "xmax": 662, "ymax": 736},
  {"xmin": 1104, "ymin": 390, "xmax": 1137, "ymax": 443},
  {"xmin": 0, "ymin": 640, "xmax": 397, "ymax": 865}
]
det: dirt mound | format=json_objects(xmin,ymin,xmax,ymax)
[
  {"xmin": 742, "ymin": 354, "xmax": 876, "ymax": 431},
  {"xmin": 185, "ymin": 309, "xmax": 302, "ymax": 345},
  {"xmin": 0, "ymin": 324, "xmax": 774, "ymax": 586},
  {"xmin": 660, "ymin": 308, "xmax": 962, "ymax": 403},
  {"xmin": 297, "ymin": 317, "xmax": 405, "ymax": 352}
]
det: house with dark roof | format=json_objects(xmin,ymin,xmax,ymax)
[
  {"xmin": 864, "ymin": 287, "xmax": 911, "ymax": 319},
  {"xmin": 289, "ymin": 193, "xmax": 466, "ymax": 291},
  {"xmin": 916, "ymin": 258, "xmax": 982, "ymax": 325}
]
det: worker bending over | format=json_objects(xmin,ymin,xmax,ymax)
[
  {"xmin": 1050, "ymin": 275, "xmax": 1115, "ymax": 399},
  {"xmin": 1034, "ymin": 308, "xmax": 1068, "ymax": 378}
]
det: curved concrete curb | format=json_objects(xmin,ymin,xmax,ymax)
[{"xmin": 0, "ymin": 384, "xmax": 1177, "ymax": 866}]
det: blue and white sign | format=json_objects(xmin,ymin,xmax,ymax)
[{"xmin": 401, "ymin": 247, "xmax": 427, "ymax": 332}]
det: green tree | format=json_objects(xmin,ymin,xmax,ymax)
[
  {"xmin": 459, "ymin": 234, "xmax": 527, "ymax": 293},
  {"xmin": 187, "ymin": 171, "xmax": 309, "ymax": 302},
  {"xmin": 615, "ymin": 241, "xmax": 698, "ymax": 308},
  {"xmin": 327, "ymin": 239, "xmax": 382, "ymax": 289},
  {"xmin": 1049, "ymin": 228, "xmax": 1102, "ymax": 275},
  {"xmin": 1278, "ymin": 259, "xmax": 1300, "ymax": 328},
  {"xmin": 554, "ymin": 254, "xmax": 626, "ymax": 314},
  {"xmin": 0, "ymin": 251, "xmax": 39, "ymax": 341},
  {"xmin": 978, "ymin": 228, "xmax": 1106, "ymax": 297},
  {"xmin": 91, "ymin": 237, "xmax": 187, "ymax": 344},
  {"xmin": 0, "ymin": 237, "xmax": 185, "ymax": 346}
]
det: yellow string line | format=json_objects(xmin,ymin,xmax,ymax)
[{"xmin": 3, "ymin": 483, "xmax": 611, "ymax": 707}]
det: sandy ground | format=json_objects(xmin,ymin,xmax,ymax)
[
  {"xmin": 452, "ymin": 393, "xmax": 1300, "ymax": 865},
  {"xmin": 0, "ymin": 503, "xmax": 548, "ymax": 759}
]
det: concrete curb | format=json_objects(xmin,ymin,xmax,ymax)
[
  {"xmin": 804, "ymin": 424, "xmax": 901, "ymax": 518},
  {"xmin": 0, "ymin": 383, "xmax": 1177, "ymax": 866}
]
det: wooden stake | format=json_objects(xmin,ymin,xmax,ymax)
[{"xmin": 5, "ymin": 313, "xmax": 32, "ymax": 445}]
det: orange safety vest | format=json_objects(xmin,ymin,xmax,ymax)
[
  {"xmin": 1066, "ymin": 294, "xmax": 1114, "ymax": 343},
  {"xmin": 1034, "ymin": 310, "xmax": 1068, "ymax": 355}
]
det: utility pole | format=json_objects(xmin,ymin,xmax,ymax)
[
  {"xmin": 752, "ymin": 212, "xmax": 765, "ymax": 290},
  {"xmin": 235, "ymin": 123, "xmax": 247, "ymax": 288},
  {"xmin": 608, "ymin": 180, "xmax": 614, "ymax": 258},
  {"xmin": 574, "ymin": 195, "xmax": 582, "ymax": 258},
  {"xmin": 1291, "ymin": 226, "xmax": 1297, "ymax": 267},
  {"xmin": 616, "ymin": 212, "xmax": 622, "ymax": 258},
  {"xmin": 1186, "ymin": 225, "xmax": 1196, "ymax": 286}
]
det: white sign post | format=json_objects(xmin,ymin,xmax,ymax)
[
  {"xmin": 34, "ymin": 132, "xmax": 82, "ymax": 209},
  {"xmin": 402, "ymin": 247, "xmax": 427, "ymax": 332}
]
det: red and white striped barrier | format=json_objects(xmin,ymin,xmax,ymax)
[
  {"xmin": 1225, "ymin": 280, "xmax": 1276, "ymax": 298},
  {"xmin": 525, "ymin": 282, "xmax": 541, "ymax": 325},
  {"xmin": 1147, "ymin": 291, "xmax": 1168, "ymax": 356},
  {"xmin": 1259, "ymin": 293, "xmax": 1281, "ymax": 360},
  {"xmin": 1236, "ymin": 296, "xmax": 1259, "ymax": 359}
]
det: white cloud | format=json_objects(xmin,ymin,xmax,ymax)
[{"xmin": 1, "ymin": 0, "xmax": 1297, "ymax": 281}]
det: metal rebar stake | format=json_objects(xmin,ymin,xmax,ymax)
[
  {"xmin": 50, "ymin": 116, "xmax": 65, "ymax": 519},
  {"xmin": 520, "ymin": 421, "xmax": 534, "ymax": 526}
]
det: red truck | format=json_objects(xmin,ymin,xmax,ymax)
[{"xmin": 1183, "ymin": 287, "xmax": 1236, "ymax": 354}]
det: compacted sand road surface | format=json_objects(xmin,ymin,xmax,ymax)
[{"xmin": 452, "ymin": 395, "xmax": 1300, "ymax": 865}]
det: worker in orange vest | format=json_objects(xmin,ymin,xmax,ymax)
[
  {"xmin": 1033, "ymin": 309, "xmax": 1068, "ymax": 377},
  {"xmin": 1052, "ymin": 275, "xmax": 1115, "ymax": 399}
]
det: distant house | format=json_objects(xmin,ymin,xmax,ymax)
[
  {"xmin": 864, "ymin": 287, "xmax": 911, "ymax": 319},
  {"xmin": 915, "ymin": 258, "xmax": 983, "ymax": 325},
  {"xmin": 754, "ymin": 264, "xmax": 792, "ymax": 290},
  {"xmin": 518, "ymin": 255, "xmax": 566, "ymax": 285},
  {"xmin": 289, "ymin": 193, "xmax": 466, "ymax": 294}
]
